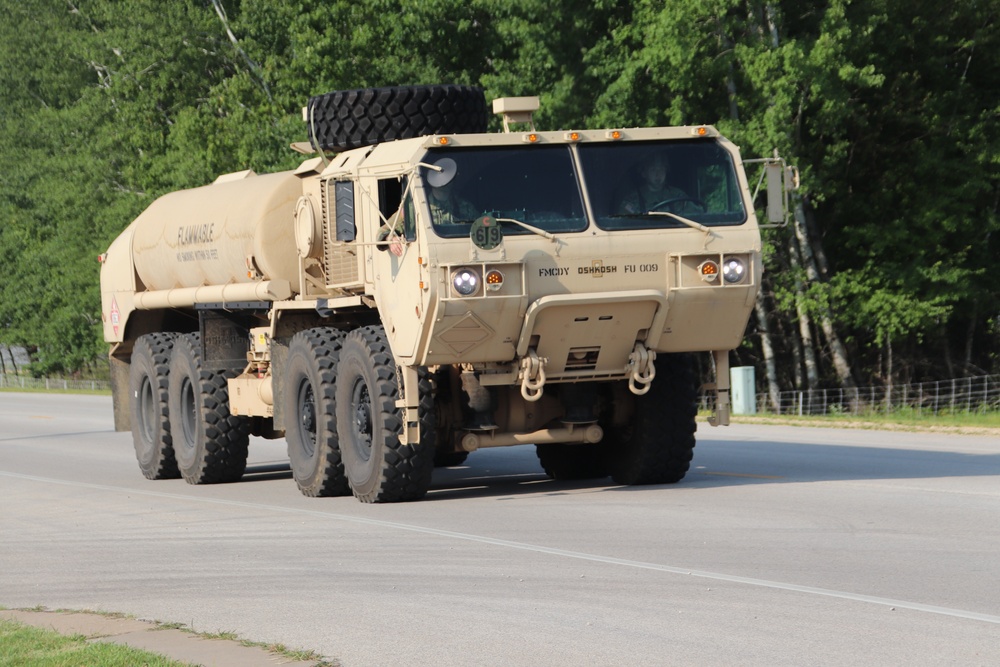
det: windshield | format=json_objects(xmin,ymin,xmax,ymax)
[
  {"xmin": 422, "ymin": 146, "xmax": 587, "ymax": 238},
  {"xmin": 577, "ymin": 140, "xmax": 747, "ymax": 230}
]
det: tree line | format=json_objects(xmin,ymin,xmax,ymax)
[{"xmin": 0, "ymin": 0, "xmax": 996, "ymax": 397}]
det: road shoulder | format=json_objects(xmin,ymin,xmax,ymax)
[{"xmin": 0, "ymin": 609, "xmax": 328, "ymax": 667}]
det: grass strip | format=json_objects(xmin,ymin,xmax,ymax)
[{"xmin": 0, "ymin": 617, "xmax": 191, "ymax": 667}]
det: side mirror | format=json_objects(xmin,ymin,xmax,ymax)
[
  {"xmin": 765, "ymin": 162, "xmax": 785, "ymax": 223},
  {"xmin": 426, "ymin": 157, "xmax": 458, "ymax": 187},
  {"xmin": 745, "ymin": 153, "xmax": 799, "ymax": 227},
  {"xmin": 765, "ymin": 163, "xmax": 800, "ymax": 223}
]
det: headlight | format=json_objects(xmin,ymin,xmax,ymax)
[
  {"xmin": 722, "ymin": 257, "xmax": 746, "ymax": 284},
  {"xmin": 451, "ymin": 268, "xmax": 481, "ymax": 296}
]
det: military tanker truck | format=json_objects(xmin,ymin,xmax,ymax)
[{"xmin": 100, "ymin": 84, "xmax": 792, "ymax": 503}]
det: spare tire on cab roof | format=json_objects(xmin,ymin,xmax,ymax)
[{"xmin": 305, "ymin": 85, "xmax": 489, "ymax": 152}]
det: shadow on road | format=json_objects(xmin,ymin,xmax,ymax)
[
  {"xmin": 232, "ymin": 433, "xmax": 999, "ymax": 500},
  {"xmin": 419, "ymin": 437, "xmax": 1000, "ymax": 500}
]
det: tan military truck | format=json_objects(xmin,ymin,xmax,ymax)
[{"xmin": 100, "ymin": 85, "xmax": 792, "ymax": 503}]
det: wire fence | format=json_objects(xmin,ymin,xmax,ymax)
[
  {"xmin": 710, "ymin": 374, "xmax": 1000, "ymax": 417},
  {"xmin": 4, "ymin": 372, "xmax": 999, "ymax": 416},
  {"xmin": 0, "ymin": 374, "xmax": 111, "ymax": 392}
]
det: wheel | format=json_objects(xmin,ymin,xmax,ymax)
[
  {"xmin": 416, "ymin": 366, "xmax": 468, "ymax": 468},
  {"xmin": 306, "ymin": 85, "xmax": 488, "ymax": 151},
  {"xmin": 129, "ymin": 332, "xmax": 180, "ymax": 480},
  {"xmin": 604, "ymin": 353, "xmax": 698, "ymax": 485},
  {"xmin": 284, "ymin": 328, "xmax": 350, "ymax": 497},
  {"xmin": 421, "ymin": 367, "xmax": 468, "ymax": 468},
  {"xmin": 650, "ymin": 196, "xmax": 706, "ymax": 212},
  {"xmin": 168, "ymin": 333, "xmax": 250, "ymax": 484},
  {"xmin": 335, "ymin": 326, "xmax": 435, "ymax": 503},
  {"xmin": 536, "ymin": 443, "xmax": 608, "ymax": 480}
]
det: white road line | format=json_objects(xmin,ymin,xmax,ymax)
[{"xmin": 5, "ymin": 470, "xmax": 1000, "ymax": 626}]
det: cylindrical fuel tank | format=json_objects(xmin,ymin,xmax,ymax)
[{"xmin": 131, "ymin": 170, "xmax": 302, "ymax": 293}]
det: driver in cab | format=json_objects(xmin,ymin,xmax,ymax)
[{"xmin": 618, "ymin": 155, "xmax": 694, "ymax": 214}]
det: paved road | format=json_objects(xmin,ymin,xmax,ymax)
[{"xmin": 1, "ymin": 393, "xmax": 998, "ymax": 665}]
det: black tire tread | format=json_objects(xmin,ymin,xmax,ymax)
[
  {"xmin": 426, "ymin": 367, "xmax": 470, "ymax": 468},
  {"xmin": 338, "ymin": 326, "xmax": 434, "ymax": 503},
  {"xmin": 285, "ymin": 327, "xmax": 350, "ymax": 497},
  {"xmin": 606, "ymin": 353, "xmax": 698, "ymax": 485},
  {"xmin": 130, "ymin": 332, "xmax": 180, "ymax": 480},
  {"xmin": 172, "ymin": 333, "xmax": 250, "ymax": 484},
  {"xmin": 307, "ymin": 85, "xmax": 488, "ymax": 151}
]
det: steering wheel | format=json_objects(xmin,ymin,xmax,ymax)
[{"xmin": 650, "ymin": 196, "xmax": 707, "ymax": 213}]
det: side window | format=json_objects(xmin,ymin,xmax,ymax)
[
  {"xmin": 402, "ymin": 189, "xmax": 416, "ymax": 241},
  {"xmin": 378, "ymin": 176, "xmax": 414, "ymax": 241},
  {"xmin": 334, "ymin": 181, "xmax": 355, "ymax": 241}
]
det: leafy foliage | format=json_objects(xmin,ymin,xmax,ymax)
[{"xmin": 0, "ymin": 0, "xmax": 996, "ymax": 383}]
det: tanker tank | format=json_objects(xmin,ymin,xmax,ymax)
[{"xmin": 130, "ymin": 170, "xmax": 303, "ymax": 295}]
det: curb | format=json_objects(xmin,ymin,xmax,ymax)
[{"xmin": 0, "ymin": 609, "xmax": 329, "ymax": 667}]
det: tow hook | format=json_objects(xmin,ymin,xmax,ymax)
[
  {"xmin": 627, "ymin": 343, "xmax": 656, "ymax": 395},
  {"xmin": 520, "ymin": 349, "xmax": 547, "ymax": 401}
]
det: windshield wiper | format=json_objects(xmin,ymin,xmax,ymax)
[
  {"xmin": 496, "ymin": 217, "xmax": 557, "ymax": 242},
  {"xmin": 613, "ymin": 211, "xmax": 712, "ymax": 234}
]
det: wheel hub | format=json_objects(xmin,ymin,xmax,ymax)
[
  {"xmin": 354, "ymin": 400, "xmax": 371, "ymax": 435},
  {"xmin": 300, "ymin": 399, "xmax": 315, "ymax": 433}
]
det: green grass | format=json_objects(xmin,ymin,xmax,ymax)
[
  {"xmin": 724, "ymin": 409, "xmax": 1000, "ymax": 432},
  {"xmin": 0, "ymin": 617, "xmax": 192, "ymax": 667},
  {"xmin": 0, "ymin": 609, "xmax": 339, "ymax": 667},
  {"xmin": 0, "ymin": 386, "xmax": 111, "ymax": 395}
]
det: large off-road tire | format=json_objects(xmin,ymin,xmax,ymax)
[
  {"xmin": 284, "ymin": 328, "xmax": 350, "ymax": 497},
  {"xmin": 536, "ymin": 443, "xmax": 608, "ymax": 481},
  {"xmin": 414, "ymin": 367, "xmax": 462, "ymax": 467},
  {"xmin": 129, "ymin": 332, "xmax": 180, "ymax": 480},
  {"xmin": 168, "ymin": 333, "xmax": 250, "ymax": 484},
  {"xmin": 422, "ymin": 367, "xmax": 469, "ymax": 468},
  {"xmin": 335, "ymin": 326, "xmax": 435, "ymax": 503},
  {"xmin": 306, "ymin": 85, "xmax": 488, "ymax": 152},
  {"xmin": 604, "ymin": 353, "xmax": 698, "ymax": 485}
]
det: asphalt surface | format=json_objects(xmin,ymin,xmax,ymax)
[{"xmin": 1, "ymin": 392, "xmax": 999, "ymax": 666}]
